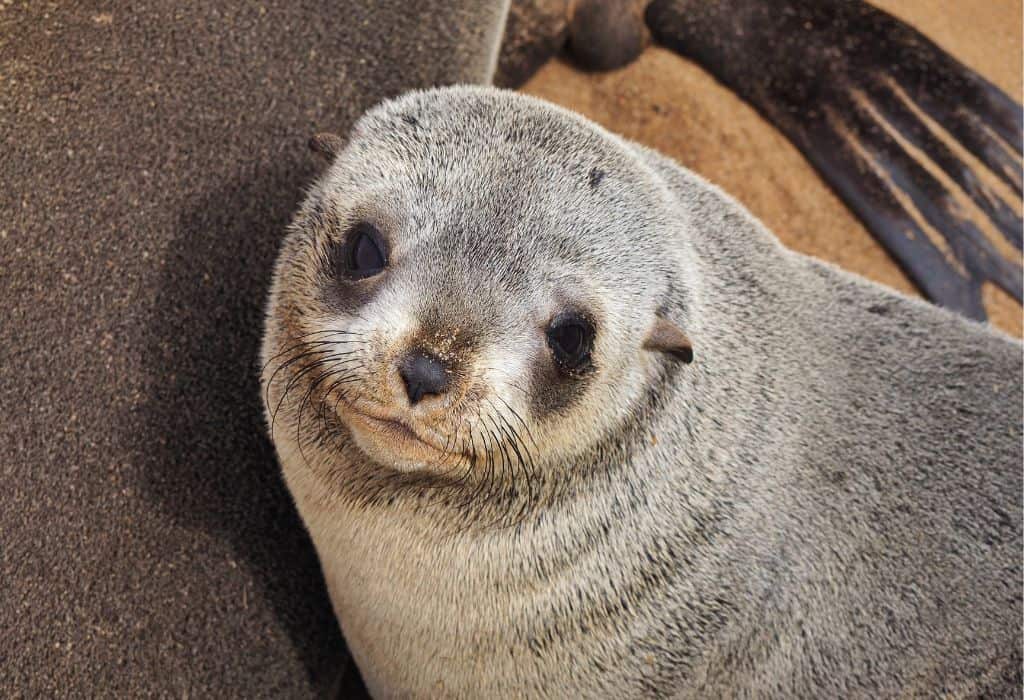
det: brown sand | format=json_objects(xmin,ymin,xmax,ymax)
[{"xmin": 521, "ymin": 0, "xmax": 1023, "ymax": 337}]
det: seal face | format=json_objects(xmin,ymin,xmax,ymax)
[{"xmin": 262, "ymin": 87, "xmax": 694, "ymax": 514}]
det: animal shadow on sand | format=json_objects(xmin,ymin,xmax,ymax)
[{"xmin": 136, "ymin": 156, "xmax": 370, "ymax": 696}]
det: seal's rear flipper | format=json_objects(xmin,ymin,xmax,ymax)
[{"xmin": 646, "ymin": 0, "xmax": 1023, "ymax": 321}]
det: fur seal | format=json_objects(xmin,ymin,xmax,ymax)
[{"xmin": 261, "ymin": 87, "xmax": 1022, "ymax": 697}]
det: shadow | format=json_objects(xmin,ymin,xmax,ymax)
[{"xmin": 135, "ymin": 155, "xmax": 367, "ymax": 696}]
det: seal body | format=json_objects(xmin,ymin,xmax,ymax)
[{"xmin": 261, "ymin": 87, "xmax": 1022, "ymax": 697}]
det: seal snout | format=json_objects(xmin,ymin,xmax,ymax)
[{"xmin": 398, "ymin": 349, "xmax": 450, "ymax": 405}]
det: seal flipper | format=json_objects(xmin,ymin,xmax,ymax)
[
  {"xmin": 645, "ymin": 0, "xmax": 1023, "ymax": 321},
  {"xmin": 866, "ymin": 80, "xmax": 1023, "ymax": 250},
  {"xmin": 823, "ymin": 89, "xmax": 1023, "ymax": 310},
  {"xmin": 799, "ymin": 116, "xmax": 989, "ymax": 319}
]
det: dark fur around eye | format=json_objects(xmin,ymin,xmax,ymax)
[
  {"xmin": 547, "ymin": 312, "xmax": 595, "ymax": 373},
  {"xmin": 335, "ymin": 222, "xmax": 388, "ymax": 280},
  {"xmin": 530, "ymin": 312, "xmax": 597, "ymax": 418},
  {"xmin": 321, "ymin": 222, "xmax": 388, "ymax": 312}
]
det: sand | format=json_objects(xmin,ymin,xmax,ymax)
[{"xmin": 521, "ymin": 0, "xmax": 1023, "ymax": 336}]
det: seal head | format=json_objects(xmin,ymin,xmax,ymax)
[{"xmin": 262, "ymin": 87, "xmax": 695, "ymax": 517}]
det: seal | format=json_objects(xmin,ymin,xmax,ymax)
[{"xmin": 261, "ymin": 87, "xmax": 1022, "ymax": 697}]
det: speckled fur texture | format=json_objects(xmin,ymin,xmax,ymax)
[{"xmin": 261, "ymin": 87, "xmax": 1023, "ymax": 698}]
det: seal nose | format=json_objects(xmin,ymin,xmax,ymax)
[{"xmin": 399, "ymin": 350, "xmax": 450, "ymax": 405}]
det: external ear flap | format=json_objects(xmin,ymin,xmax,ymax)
[
  {"xmin": 643, "ymin": 316, "xmax": 694, "ymax": 363},
  {"xmin": 308, "ymin": 132, "xmax": 344, "ymax": 160}
]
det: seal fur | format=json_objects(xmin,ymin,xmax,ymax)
[{"xmin": 261, "ymin": 87, "xmax": 1022, "ymax": 697}]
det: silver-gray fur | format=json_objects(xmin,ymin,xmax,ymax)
[{"xmin": 261, "ymin": 87, "xmax": 1023, "ymax": 698}]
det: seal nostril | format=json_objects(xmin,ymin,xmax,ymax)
[{"xmin": 399, "ymin": 351, "xmax": 450, "ymax": 405}]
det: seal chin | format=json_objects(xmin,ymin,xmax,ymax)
[{"xmin": 340, "ymin": 405, "xmax": 461, "ymax": 473}]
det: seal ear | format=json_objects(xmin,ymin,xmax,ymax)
[
  {"xmin": 308, "ymin": 132, "xmax": 345, "ymax": 161},
  {"xmin": 643, "ymin": 316, "xmax": 694, "ymax": 363}
]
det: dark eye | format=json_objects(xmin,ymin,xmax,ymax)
[
  {"xmin": 344, "ymin": 223, "xmax": 387, "ymax": 278},
  {"xmin": 546, "ymin": 313, "xmax": 594, "ymax": 372}
]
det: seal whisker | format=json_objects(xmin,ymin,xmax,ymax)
[
  {"xmin": 313, "ymin": 366, "xmax": 365, "ymax": 436},
  {"xmin": 463, "ymin": 430, "xmax": 480, "ymax": 491},
  {"xmin": 330, "ymin": 380, "xmax": 362, "ymax": 417},
  {"xmin": 494, "ymin": 394, "xmax": 539, "ymax": 450},
  {"xmin": 261, "ymin": 332, "xmax": 363, "ymax": 370},
  {"xmin": 268, "ymin": 349, "xmax": 338, "ymax": 435},
  {"xmin": 295, "ymin": 362, "xmax": 364, "ymax": 467},
  {"xmin": 489, "ymin": 399, "xmax": 537, "ymax": 505},
  {"xmin": 485, "ymin": 412, "xmax": 517, "ymax": 502},
  {"xmin": 261, "ymin": 329, "xmax": 364, "ymax": 370},
  {"xmin": 487, "ymin": 401, "xmax": 536, "ymax": 511},
  {"xmin": 263, "ymin": 345, "xmax": 335, "ymax": 403},
  {"xmin": 482, "ymin": 400, "xmax": 522, "ymax": 485},
  {"xmin": 262, "ymin": 344, "xmax": 362, "ymax": 413},
  {"xmin": 436, "ymin": 418, "xmax": 466, "ymax": 478},
  {"xmin": 492, "ymin": 400, "xmax": 540, "ymax": 521},
  {"xmin": 270, "ymin": 353, "xmax": 361, "ymax": 437},
  {"xmin": 468, "ymin": 418, "xmax": 498, "ymax": 519}
]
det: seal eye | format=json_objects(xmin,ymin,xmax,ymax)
[
  {"xmin": 547, "ymin": 313, "xmax": 594, "ymax": 371},
  {"xmin": 345, "ymin": 223, "xmax": 387, "ymax": 278}
]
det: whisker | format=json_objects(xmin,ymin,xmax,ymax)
[
  {"xmin": 264, "ymin": 347, "xmax": 361, "ymax": 411},
  {"xmin": 260, "ymin": 332, "xmax": 363, "ymax": 373},
  {"xmin": 494, "ymin": 394, "xmax": 538, "ymax": 449},
  {"xmin": 488, "ymin": 397, "xmax": 540, "ymax": 515},
  {"xmin": 484, "ymin": 409, "xmax": 516, "ymax": 486},
  {"xmin": 315, "ymin": 362, "xmax": 366, "ymax": 429},
  {"xmin": 270, "ymin": 353, "xmax": 359, "ymax": 436},
  {"xmin": 298, "ymin": 362, "xmax": 360, "ymax": 436}
]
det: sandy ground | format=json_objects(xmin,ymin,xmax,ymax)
[{"xmin": 521, "ymin": 0, "xmax": 1023, "ymax": 336}]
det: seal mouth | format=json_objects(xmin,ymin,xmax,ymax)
[
  {"xmin": 354, "ymin": 410, "xmax": 427, "ymax": 444},
  {"xmin": 339, "ymin": 403, "xmax": 463, "ymax": 460}
]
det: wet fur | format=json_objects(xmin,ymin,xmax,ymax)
[{"xmin": 261, "ymin": 88, "xmax": 1022, "ymax": 697}]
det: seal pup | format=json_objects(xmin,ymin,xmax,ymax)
[{"xmin": 261, "ymin": 87, "xmax": 1022, "ymax": 697}]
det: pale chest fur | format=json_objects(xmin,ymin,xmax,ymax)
[{"xmin": 280, "ymin": 443, "xmax": 718, "ymax": 699}]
